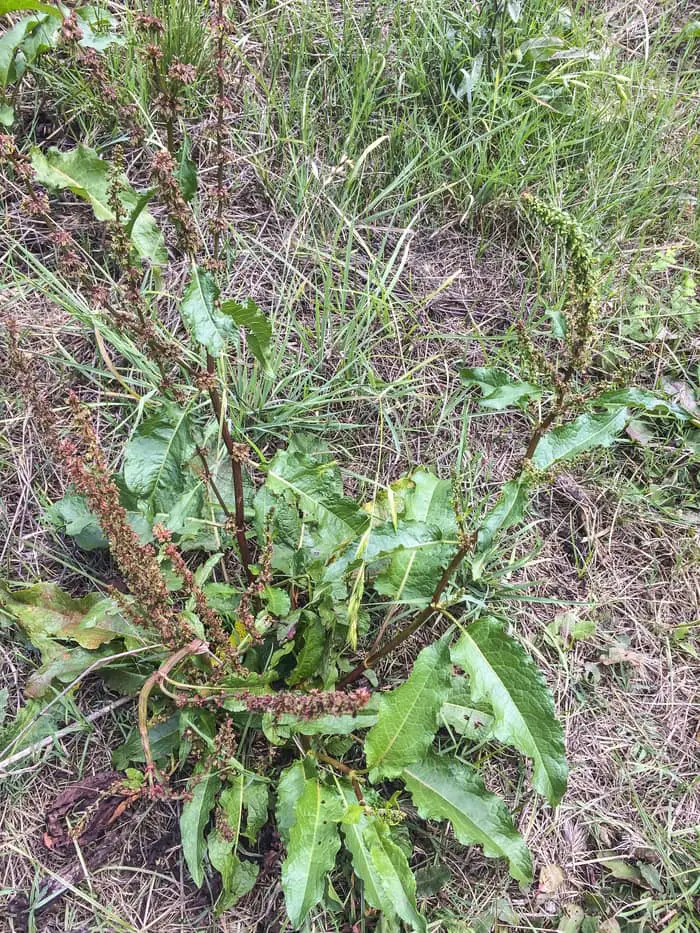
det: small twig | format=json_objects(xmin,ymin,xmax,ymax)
[{"xmin": 0, "ymin": 696, "xmax": 133, "ymax": 775}]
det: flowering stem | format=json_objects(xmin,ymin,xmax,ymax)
[{"xmin": 138, "ymin": 638, "xmax": 207, "ymax": 784}]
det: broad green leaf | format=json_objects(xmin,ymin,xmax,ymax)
[
  {"xmin": 276, "ymin": 759, "xmax": 307, "ymax": 846},
  {"xmin": 440, "ymin": 677, "xmax": 494, "ymax": 740},
  {"xmin": 474, "ymin": 478, "xmax": 530, "ymax": 578},
  {"xmin": 122, "ymin": 404, "xmax": 197, "ymax": 512},
  {"xmin": 368, "ymin": 821, "xmax": 427, "ymax": 932},
  {"xmin": 180, "ymin": 770, "xmax": 221, "ymax": 888},
  {"xmin": 338, "ymin": 783, "xmax": 426, "ymax": 932},
  {"xmin": 265, "ymin": 447, "xmax": 369, "ymax": 560},
  {"xmin": 0, "ymin": 103, "xmax": 13, "ymax": 125},
  {"xmin": 208, "ymin": 830, "xmax": 258, "ymax": 913},
  {"xmin": 44, "ymin": 494, "xmax": 108, "ymax": 550},
  {"xmin": 0, "ymin": 14, "xmax": 52, "ymax": 86},
  {"xmin": 221, "ymin": 298, "xmax": 273, "ymax": 375},
  {"xmin": 461, "ymin": 367, "xmax": 542, "ymax": 410},
  {"xmin": 287, "ymin": 612, "xmax": 325, "ymax": 685},
  {"xmin": 365, "ymin": 639, "xmax": 452, "ymax": 780},
  {"xmin": 75, "ymin": 5, "xmax": 123, "ymax": 51},
  {"xmin": 402, "ymin": 469, "xmax": 456, "ymax": 527},
  {"xmin": 30, "ymin": 145, "xmax": 166, "ymax": 264},
  {"xmin": 371, "ymin": 523, "xmax": 457, "ymax": 604},
  {"xmin": 281, "ymin": 774, "xmax": 343, "ymax": 927},
  {"xmin": 531, "ymin": 409, "xmax": 629, "ymax": 470},
  {"xmin": 265, "ymin": 704, "xmax": 379, "ymax": 741},
  {"xmin": 112, "ymin": 715, "xmax": 180, "ymax": 770},
  {"xmin": 403, "ymin": 751, "xmax": 533, "ymax": 885},
  {"xmin": 0, "ymin": 0, "xmax": 61, "ymax": 16},
  {"xmin": 0, "ymin": 583, "xmax": 141, "ymax": 696},
  {"xmin": 180, "ymin": 266, "xmax": 236, "ymax": 356},
  {"xmin": 598, "ymin": 387, "xmax": 692, "ymax": 421},
  {"xmin": 242, "ymin": 778, "xmax": 269, "ymax": 843},
  {"xmin": 452, "ymin": 617, "xmax": 567, "ymax": 805}
]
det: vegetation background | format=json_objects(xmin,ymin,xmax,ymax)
[{"xmin": 0, "ymin": 0, "xmax": 698, "ymax": 930}]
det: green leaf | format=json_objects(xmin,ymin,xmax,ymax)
[
  {"xmin": 276, "ymin": 759, "xmax": 307, "ymax": 846},
  {"xmin": 176, "ymin": 136, "xmax": 197, "ymax": 201},
  {"xmin": 403, "ymin": 751, "xmax": 533, "ymax": 885},
  {"xmin": 281, "ymin": 774, "xmax": 343, "ymax": 927},
  {"xmin": 440, "ymin": 677, "xmax": 494, "ymax": 740},
  {"xmin": 476, "ymin": 479, "xmax": 529, "ymax": 553},
  {"xmin": 287, "ymin": 612, "xmax": 325, "ymax": 686},
  {"xmin": 180, "ymin": 769, "xmax": 221, "ymax": 888},
  {"xmin": 265, "ymin": 705, "xmax": 379, "ymax": 741},
  {"xmin": 452, "ymin": 617, "xmax": 567, "ymax": 806},
  {"xmin": 461, "ymin": 367, "xmax": 542, "ymax": 410},
  {"xmin": 531, "ymin": 409, "xmax": 630, "ymax": 470},
  {"xmin": 44, "ymin": 494, "xmax": 108, "ymax": 550},
  {"xmin": 180, "ymin": 266, "xmax": 236, "ymax": 356},
  {"xmin": 208, "ymin": 830, "xmax": 258, "ymax": 913},
  {"xmin": 0, "ymin": 15, "xmax": 51, "ymax": 87},
  {"xmin": 338, "ymin": 783, "xmax": 426, "ymax": 932},
  {"xmin": 112, "ymin": 715, "xmax": 180, "ymax": 770},
  {"xmin": 265, "ymin": 447, "xmax": 369, "ymax": 560},
  {"xmin": 0, "ymin": 103, "xmax": 13, "ymax": 125},
  {"xmin": 598, "ymin": 387, "xmax": 692, "ymax": 421},
  {"xmin": 0, "ymin": 583, "xmax": 141, "ymax": 696},
  {"xmin": 75, "ymin": 5, "xmax": 123, "ymax": 50},
  {"xmin": 122, "ymin": 404, "xmax": 197, "ymax": 512},
  {"xmin": 221, "ymin": 298, "xmax": 274, "ymax": 375},
  {"xmin": 30, "ymin": 145, "xmax": 166, "ymax": 264},
  {"xmin": 365, "ymin": 639, "xmax": 452, "ymax": 780},
  {"xmin": 0, "ymin": 0, "xmax": 61, "ymax": 16}
]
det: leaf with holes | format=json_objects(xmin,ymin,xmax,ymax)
[
  {"xmin": 452, "ymin": 617, "xmax": 567, "ymax": 805},
  {"xmin": 403, "ymin": 751, "xmax": 533, "ymax": 884},
  {"xmin": 365, "ymin": 638, "xmax": 452, "ymax": 780}
]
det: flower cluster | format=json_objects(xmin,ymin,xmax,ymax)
[
  {"xmin": 0, "ymin": 134, "xmax": 50, "ymax": 216},
  {"xmin": 150, "ymin": 149, "xmax": 197, "ymax": 255},
  {"xmin": 238, "ymin": 687, "xmax": 372, "ymax": 720},
  {"xmin": 153, "ymin": 524, "xmax": 243, "ymax": 668}
]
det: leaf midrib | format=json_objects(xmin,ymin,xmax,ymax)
[{"xmin": 371, "ymin": 665, "xmax": 434, "ymax": 772}]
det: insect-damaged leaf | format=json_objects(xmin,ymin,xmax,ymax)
[
  {"xmin": 403, "ymin": 751, "xmax": 533, "ymax": 885},
  {"xmin": 364, "ymin": 638, "xmax": 452, "ymax": 781},
  {"xmin": 280, "ymin": 773, "xmax": 343, "ymax": 927},
  {"xmin": 338, "ymin": 782, "xmax": 426, "ymax": 932},
  {"xmin": 180, "ymin": 769, "xmax": 221, "ymax": 888},
  {"xmin": 531, "ymin": 408, "xmax": 630, "ymax": 469},
  {"xmin": 180, "ymin": 266, "xmax": 237, "ymax": 356},
  {"xmin": 30, "ymin": 145, "xmax": 166, "ymax": 264},
  {"xmin": 452, "ymin": 617, "xmax": 567, "ymax": 806}
]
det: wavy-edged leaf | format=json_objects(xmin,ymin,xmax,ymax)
[
  {"xmin": 0, "ymin": 0, "xmax": 61, "ymax": 17},
  {"xmin": 0, "ymin": 13, "xmax": 53, "ymax": 86},
  {"xmin": 452, "ymin": 617, "xmax": 567, "ymax": 805},
  {"xmin": 365, "ymin": 639, "xmax": 452, "ymax": 780},
  {"xmin": 338, "ymin": 782, "xmax": 426, "ymax": 931},
  {"xmin": 180, "ymin": 266, "xmax": 237, "ymax": 356},
  {"xmin": 265, "ymin": 447, "xmax": 369, "ymax": 560},
  {"xmin": 180, "ymin": 769, "xmax": 221, "ymax": 888},
  {"xmin": 531, "ymin": 409, "xmax": 629, "ymax": 469},
  {"xmin": 123, "ymin": 404, "xmax": 197, "ymax": 512},
  {"xmin": 281, "ymin": 774, "xmax": 343, "ymax": 927},
  {"xmin": 30, "ymin": 145, "xmax": 166, "ymax": 263},
  {"xmin": 403, "ymin": 751, "xmax": 533, "ymax": 884},
  {"xmin": 461, "ymin": 367, "xmax": 542, "ymax": 410},
  {"xmin": 598, "ymin": 387, "xmax": 693, "ymax": 421},
  {"xmin": 221, "ymin": 298, "xmax": 273, "ymax": 375}
]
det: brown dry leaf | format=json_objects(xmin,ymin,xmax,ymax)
[
  {"xmin": 599, "ymin": 645, "xmax": 646, "ymax": 667},
  {"xmin": 539, "ymin": 863, "xmax": 567, "ymax": 894}
]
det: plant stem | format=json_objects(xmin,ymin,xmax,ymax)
[
  {"xmin": 338, "ymin": 537, "xmax": 474, "ymax": 688},
  {"xmin": 138, "ymin": 638, "xmax": 207, "ymax": 783},
  {"xmin": 196, "ymin": 444, "xmax": 231, "ymax": 517}
]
